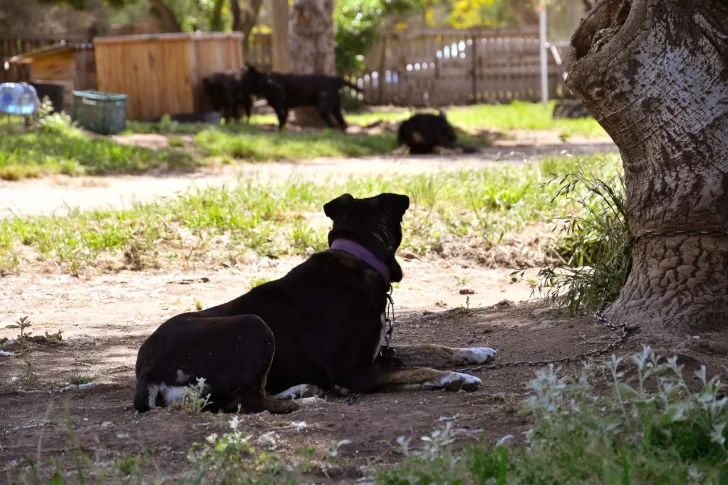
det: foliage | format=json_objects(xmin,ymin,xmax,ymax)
[
  {"xmin": 0, "ymin": 154, "xmax": 622, "ymax": 275},
  {"xmin": 334, "ymin": 0, "xmax": 431, "ymax": 74},
  {"xmin": 380, "ymin": 347, "xmax": 728, "ymax": 484},
  {"xmin": 534, "ymin": 171, "xmax": 630, "ymax": 313}
]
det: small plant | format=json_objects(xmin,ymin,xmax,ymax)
[
  {"xmin": 536, "ymin": 171, "xmax": 630, "ymax": 313},
  {"xmin": 69, "ymin": 375, "xmax": 93, "ymax": 386},
  {"xmin": 173, "ymin": 377, "xmax": 213, "ymax": 413},
  {"xmin": 185, "ymin": 416, "xmax": 300, "ymax": 483},
  {"xmin": 168, "ymin": 136, "xmax": 185, "ymax": 147},
  {"xmin": 45, "ymin": 330, "xmax": 63, "ymax": 342},
  {"xmin": 454, "ymin": 275, "xmax": 471, "ymax": 287},
  {"xmin": 327, "ymin": 439, "xmax": 352, "ymax": 459},
  {"xmin": 21, "ymin": 357, "xmax": 37, "ymax": 383},
  {"xmin": 249, "ymin": 276, "xmax": 272, "ymax": 289},
  {"xmin": 381, "ymin": 347, "xmax": 728, "ymax": 484},
  {"xmin": 17, "ymin": 315, "xmax": 32, "ymax": 340},
  {"xmin": 194, "ymin": 298, "xmax": 204, "ymax": 311}
]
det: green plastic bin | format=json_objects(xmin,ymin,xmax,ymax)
[{"xmin": 72, "ymin": 90, "xmax": 128, "ymax": 135}]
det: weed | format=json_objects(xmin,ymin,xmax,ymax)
[
  {"xmin": 168, "ymin": 136, "xmax": 186, "ymax": 148},
  {"xmin": 249, "ymin": 276, "xmax": 272, "ymax": 289},
  {"xmin": 21, "ymin": 357, "xmax": 37, "ymax": 383},
  {"xmin": 381, "ymin": 347, "xmax": 728, "ymax": 484},
  {"xmin": 17, "ymin": 315, "xmax": 32, "ymax": 340},
  {"xmin": 172, "ymin": 377, "xmax": 213, "ymax": 413},
  {"xmin": 194, "ymin": 298, "xmax": 204, "ymax": 311},
  {"xmin": 183, "ymin": 416, "xmax": 302, "ymax": 484},
  {"xmin": 69, "ymin": 375, "xmax": 94, "ymax": 386},
  {"xmin": 454, "ymin": 275, "xmax": 471, "ymax": 287},
  {"xmin": 534, "ymin": 171, "xmax": 630, "ymax": 313}
]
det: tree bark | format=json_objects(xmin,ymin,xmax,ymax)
[
  {"xmin": 566, "ymin": 0, "xmax": 728, "ymax": 343},
  {"xmin": 231, "ymin": 0, "xmax": 243, "ymax": 33},
  {"xmin": 271, "ymin": 0, "xmax": 291, "ymax": 72},
  {"xmin": 148, "ymin": 0, "xmax": 182, "ymax": 33},
  {"xmin": 288, "ymin": 0, "xmax": 335, "ymax": 128}
]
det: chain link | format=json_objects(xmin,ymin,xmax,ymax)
[{"xmin": 456, "ymin": 305, "xmax": 630, "ymax": 373}]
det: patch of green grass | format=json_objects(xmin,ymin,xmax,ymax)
[
  {"xmin": 0, "ymin": 154, "xmax": 622, "ymax": 275},
  {"xmin": 194, "ymin": 128, "xmax": 401, "ymax": 161},
  {"xmin": 69, "ymin": 375, "xmax": 93, "ymax": 385},
  {"xmin": 249, "ymin": 101, "xmax": 606, "ymax": 138},
  {"xmin": 0, "ymin": 122, "xmax": 196, "ymax": 181},
  {"xmin": 380, "ymin": 348, "xmax": 728, "ymax": 484}
]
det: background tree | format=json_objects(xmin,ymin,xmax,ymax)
[
  {"xmin": 566, "ymin": 0, "xmax": 728, "ymax": 344},
  {"xmin": 287, "ymin": 0, "xmax": 336, "ymax": 127}
]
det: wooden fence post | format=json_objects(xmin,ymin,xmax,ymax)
[{"xmin": 470, "ymin": 32, "xmax": 478, "ymax": 104}]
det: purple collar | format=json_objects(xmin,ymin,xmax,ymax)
[{"xmin": 330, "ymin": 239, "xmax": 390, "ymax": 284}]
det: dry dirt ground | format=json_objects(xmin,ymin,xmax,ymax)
[{"xmin": 0, "ymin": 135, "xmax": 625, "ymax": 482}]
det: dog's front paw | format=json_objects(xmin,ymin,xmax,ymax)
[
  {"xmin": 423, "ymin": 372, "xmax": 482, "ymax": 392},
  {"xmin": 457, "ymin": 347, "xmax": 496, "ymax": 365}
]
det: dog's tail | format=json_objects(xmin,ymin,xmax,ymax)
[
  {"xmin": 133, "ymin": 374, "xmax": 152, "ymax": 412},
  {"xmin": 341, "ymin": 79, "xmax": 364, "ymax": 93}
]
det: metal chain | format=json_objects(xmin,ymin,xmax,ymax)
[{"xmin": 457, "ymin": 304, "xmax": 630, "ymax": 373}]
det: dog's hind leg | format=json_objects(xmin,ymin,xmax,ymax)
[
  {"xmin": 331, "ymin": 102, "xmax": 348, "ymax": 131},
  {"xmin": 316, "ymin": 92, "xmax": 338, "ymax": 129},
  {"xmin": 349, "ymin": 366, "xmax": 482, "ymax": 393},
  {"xmin": 377, "ymin": 344, "xmax": 496, "ymax": 369}
]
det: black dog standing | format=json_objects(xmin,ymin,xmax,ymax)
[{"xmin": 240, "ymin": 64, "xmax": 363, "ymax": 131}]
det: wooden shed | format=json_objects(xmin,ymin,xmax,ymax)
[
  {"xmin": 94, "ymin": 32, "xmax": 244, "ymax": 121},
  {"xmin": 8, "ymin": 43, "xmax": 96, "ymax": 113}
]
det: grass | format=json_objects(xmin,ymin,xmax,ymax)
[
  {"xmin": 68, "ymin": 375, "xmax": 93, "ymax": 386},
  {"xmin": 380, "ymin": 347, "xmax": 728, "ymax": 484},
  {"xmin": 0, "ymin": 153, "xmax": 622, "ymax": 275},
  {"xmin": 0, "ymin": 102, "xmax": 604, "ymax": 181},
  {"xmin": 11, "ymin": 348, "xmax": 726, "ymax": 483},
  {"xmin": 534, "ymin": 171, "xmax": 631, "ymax": 313},
  {"xmin": 247, "ymin": 101, "xmax": 606, "ymax": 139},
  {"xmin": 0, "ymin": 114, "xmax": 196, "ymax": 181}
]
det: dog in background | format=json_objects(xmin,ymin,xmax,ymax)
[
  {"xmin": 133, "ymin": 192, "xmax": 496, "ymax": 414},
  {"xmin": 202, "ymin": 69, "xmax": 253, "ymax": 124},
  {"xmin": 240, "ymin": 64, "xmax": 363, "ymax": 131},
  {"xmin": 396, "ymin": 109, "xmax": 478, "ymax": 155}
]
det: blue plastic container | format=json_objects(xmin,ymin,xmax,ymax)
[{"xmin": 0, "ymin": 83, "xmax": 38, "ymax": 115}]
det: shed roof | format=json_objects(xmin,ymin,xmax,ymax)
[{"xmin": 9, "ymin": 42, "xmax": 93, "ymax": 64}]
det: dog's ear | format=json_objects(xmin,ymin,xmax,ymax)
[
  {"xmin": 324, "ymin": 193, "xmax": 355, "ymax": 219},
  {"xmin": 378, "ymin": 193, "xmax": 410, "ymax": 218}
]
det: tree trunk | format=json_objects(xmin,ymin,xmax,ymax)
[
  {"xmin": 271, "ymin": 0, "xmax": 291, "ymax": 72},
  {"xmin": 148, "ymin": 0, "xmax": 182, "ymax": 33},
  {"xmin": 231, "ymin": 0, "xmax": 243, "ymax": 33},
  {"xmin": 288, "ymin": 0, "xmax": 335, "ymax": 128},
  {"xmin": 566, "ymin": 0, "xmax": 728, "ymax": 343}
]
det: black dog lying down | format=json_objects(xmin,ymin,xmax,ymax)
[
  {"xmin": 202, "ymin": 69, "xmax": 253, "ymax": 124},
  {"xmin": 396, "ymin": 109, "xmax": 478, "ymax": 155},
  {"xmin": 240, "ymin": 64, "xmax": 363, "ymax": 131},
  {"xmin": 134, "ymin": 193, "xmax": 496, "ymax": 414}
]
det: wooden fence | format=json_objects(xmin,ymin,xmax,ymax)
[
  {"xmin": 355, "ymin": 28, "xmax": 571, "ymax": 106},
  {"xmin": 243, "ymin": 28, "xmax": 571, "ymax": 106}
]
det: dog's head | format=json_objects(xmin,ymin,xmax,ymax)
[
  {"xmin": 241, "ymin": 64, "xmax": 269, "ymax": 94},
  {"xmin": 324, "ymin": 193, "xmax": 410, "ymax": 282},
  {"xmin": 202, "ymin": 75, "xmax": 219, "ymax": 99}
]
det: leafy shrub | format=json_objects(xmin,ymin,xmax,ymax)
[
  {"xmin": 380, "ymin": 347, "xmax": 728, "ymax": 484},
  {"xmin": 536, "ymin": 171, "xmax": 631, "ymax": 313}
]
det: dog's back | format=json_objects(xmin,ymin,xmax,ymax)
[{"xmin": 397, "ymin": 111, "xmax": 457, "ymax": 154}]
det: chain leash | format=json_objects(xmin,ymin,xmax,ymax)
[{"xmin": 457, "ymin": 304, "xmax": 630, "ymax": 373}]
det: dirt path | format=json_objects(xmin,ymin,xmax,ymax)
[
  {"xmin": 0, "ymin": 134, "xmax": 616, "ymax": 219},
  {"xmin": 0, "ymin": 255, "xmax": 634, "ymax": 482}
]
